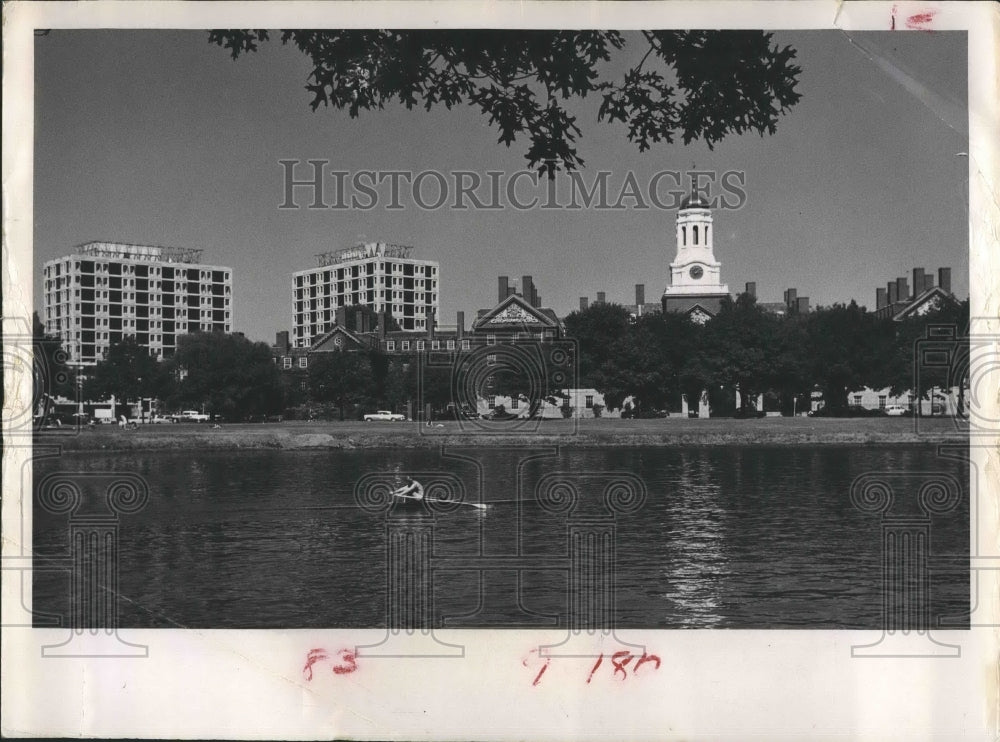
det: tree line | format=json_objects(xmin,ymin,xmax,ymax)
[
  {"xmin": 35, "ymin": 291, "xmax": 968, "ymax": 422},
  {"xmin": 563, "ymin": 294, "xmax": 969, "ymax": 416}
]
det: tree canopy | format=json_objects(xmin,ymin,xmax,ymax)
[
  {"xmin": 561, "ymin": 296, "xmax": 969, "ymax": 416},
  {"xmin": 82, "ymin": 337, "xmax": 171, "ymax": 404},
  {"xmin": 208, "ymin": 30, "xmax": 802, "ymax": 174},
  {"xmin": 170, "ymin": 332, "xmax": 283, "ymax": 419}
]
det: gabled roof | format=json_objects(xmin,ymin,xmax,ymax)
[
  {"xmin": 892, "ymin": 286, "xmax": 958, "ymax": 321},
  {"xmin": 472, "ymin": 293, "xmax": 561, "ymax": 331},
  {"xmin": 308, "ymin": 324, "xmax": 369, "ymax": 352},
  {"xmin": 684, "ymin": 303, "xmax": 716, "ymax": 324}
]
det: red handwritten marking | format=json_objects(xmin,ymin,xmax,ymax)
[
  {"xmin": 303, "ymin": 648, "xmax": 329, "ymax": 681},
  {"xmin": 906, "ymin": 10, "xmax": 937, "ymax": 30},
  {"xmin": 331, "ymin": 650, "xmax": 358, "ymax": 674},
  {"xmin": 528, "ymin": 649, "xmax": 663, "ymax": 686},
  {"xmin": 634, "ymin": 651, "xmax": 661, "ymax": 674},
  {"xmin": 610, "ymin": 651, "xmax": 635, "ymax": 680},
  {"xmin": 586, "ymin": 654, "xmax": 603, "ymax": 684},
  {"xmin": 522, "ymin": 648, "xmax": 551, "ymax": 686},
  {"xmin": 532, "ymin": 661, "xmax": 550, "ymax": 686},
  {"xmin": 303, "ymin": 648, "xmax": 358, "ymax": 680}
]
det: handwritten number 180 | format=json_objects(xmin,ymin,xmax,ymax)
[{"xmin": 530, "ymin": 650, "xmax": 661, "ymax": 686}]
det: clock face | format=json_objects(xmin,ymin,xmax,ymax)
[{"xmin": 689, "ymin": 265, "xmax": 704, "ymax": 280}]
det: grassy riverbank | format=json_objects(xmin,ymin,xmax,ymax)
[{"xmin": 41, "ymin": 416, "xmax": 967, "ymax": 451}]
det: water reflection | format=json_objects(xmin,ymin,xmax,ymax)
[{"xmin": 33, "ymin": 445, "xmax": 968, "ymax": 629}]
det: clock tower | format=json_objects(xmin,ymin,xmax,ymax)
[{"xmin": 662, "ymin": 193, "xmax": 730, "ymax": 321}]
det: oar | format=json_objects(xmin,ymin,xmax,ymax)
[{"xmin": 392, "ymin": 492, "xmax": 487, "ymax": 510}]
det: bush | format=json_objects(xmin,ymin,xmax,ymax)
[
  {"xmin": 560, "ymin": 403, "xmax": 574, "ymax": 419},
  {"xmin": 634, "ymin": 407, "xmax": 667, "ymax": 419},
  {"xmin": 592, "ymin": 404, "xmax": 604, "ymax": 418}
]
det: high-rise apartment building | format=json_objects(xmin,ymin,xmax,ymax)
[
  {"xmin": 42, "ymin": 241, "xmax": 233, "ymax": 365},
  {"xmin": 291, "ymin": 242, "xmax": 439, "ymax": 347}
]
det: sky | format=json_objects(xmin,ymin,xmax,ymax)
[{"xmin": 33, "ymin": 29, "xmax": 969, "ymax": 343}]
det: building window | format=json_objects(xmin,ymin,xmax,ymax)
[
  {"xmin": 283, "ymin": 357, "xmax": 292, "ymax": 369},
  {"xmin": 853, "ymin": 395, "xmax": 862, "ymax": 406},
  {"xmin": 585, "ymin": 395, "xmax": 594, "ymax": 409},
  {"xmin": 401, "ymin": 341, "xmax": 410, "ymax": 351},
  {"xmin": 461, "ymin": 339, "xmax": 470, "ymax": 350},
  {"xmin": 386, "ymin": 341, "xmax": 395, "ymax": 351},
  {"xmin": 487, "ymin": 354, "xmax": 496, "ymax": 365},
  {"xmin": 446, "ymin": 340, "xmax": 455, "ymax": 350},
  {"xmin": 487, "ymin": 334, "xmax": 496, "ymax": 345},
  {"xmin": 488, "ymin": 396, "xmax": 496, "ymax": 409},
  {"xmin": 878, "ymin": 395, "xmax": 887, "ymax": 409},
  {"xmin": 416, "ymin": 340, "xmax": 425, "ymax": 351},
  {"xmin": 510, "ymin": 397, "xmax": 519, "ymax": 409},
  {"xmin": 298, "ymin": 357, "xmax": 308, "ymax": 369},
  {"xmin": 431, "ymin": 340, "xmax": 440, "ymax": 350}
]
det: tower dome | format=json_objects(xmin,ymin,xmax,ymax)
[{"xmin": 679, "ymin": 192, "xmax": 711, "ymax": 210}]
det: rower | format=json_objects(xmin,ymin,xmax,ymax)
[{"xmin": 392, "ymin": 477, "xmax": 424, "ymax": 501}]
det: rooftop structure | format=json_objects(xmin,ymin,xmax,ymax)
[
  {"xmin": 77, "ymin": 241, "xmax": 204, "ymax": 264},
  {"xmin": 316, "ymin": 242, "xmax": 415, "ymax": 267}
]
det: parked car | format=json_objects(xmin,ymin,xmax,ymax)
[
  {"xmin": 363, "ymin": 410, "xmax": 406, "ymax": 422},
  {"xmin": 149, "ymin": 415, "xmax": 176, "ymax": 424},
  {"xmin": 884, "ymin": 405, "xmax": 910, "ymax": 416},
  {"xmin": 172, "ymin": 410, "xmax": 210, "ymax": 422}
]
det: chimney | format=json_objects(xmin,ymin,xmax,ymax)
[
  {"xmin": 507, "ymin": 286, "xmax": 517, "ymax": 299},
  {"xmin": 580, "ymin": 297, "xmax": 589, "ymax": 312},
  {"xmin": 888, "ymin": 281, "xmax": 898, "ymax": 304},
  {"xmin": 426, "ymin": 306, "xmax": 435, "ymax": 340},
  {"xmin": 923, "ymin": 273, "xmax": 934, "ymax": 292},
  {"xmin": 938, "ymin": 267, "xmax": 952, "ymax": 294},
  {"xmin": 522, "ymin": 275, "xmax": 535, "ymax": 306},
  {"xmin": 635, "ymin": 284, "xmax": 645, "ymax": 306},
  {"xmin": 275, "ymin": 331, "xmax": 289, "ymax": 353},
  {"xmin": 355, "ymin": 311, "xmax": 364, "ymax": 333},
  {"xmin": 796, "ymin": 297, "xmax": 810, "ymax": 314},
  {"xmin": 377, "ymin": 311, "xmax": 386, "ymax": 338},
  {"xmin": 784, "ymin": 287, "xmax": 797, "ymax": 309},
  {"xmin": 498, "ymin": 276, "xmax": 509, "ymax": 303},
  {"xmin": 876, "ymin": 287, "xmax": 887, "ymax": 309},
  {"xmin": 745, "ymin": 281, "xmax": 757, "ymax": 299},
  {"xmin": 912, "ymin": 268, "xmax": 925, "ymax": 299},
  {"xmin": 597, "ymin": 291, "xmax": 606, "ymax": 304},
  {"xmin": 336, "ymin": 306, "xmax": 347, "ymax": 327},
  {"xmin": 456, "ymin": 311, "xmax": 464, "ymax": 340},
  {"xmin": 535, "ymin": 293, "xmax": 541, "ymax": 309},
  {"xmin": 896, "ymin": 277, "xmax": 909, "ymax": 303}
]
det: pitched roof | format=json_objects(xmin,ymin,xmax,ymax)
[
  {"xmin": 684, "ymin": 303, "xmax": 716, "ymax": 323},
  {"xmin": 892, "ymin": 286, "xmax": 958, "ymax": 321},
  {"xmin": 472, "ymin": 293, "xmax": 561, "ymax": 331},
  {"xmin": 308, "ymin": 324, "xmax": 369, "ymax": 352}
]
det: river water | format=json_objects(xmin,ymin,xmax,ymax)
[{"xmin": 32, "ymin": 445, "xmax": 968, "ymax": 629}]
